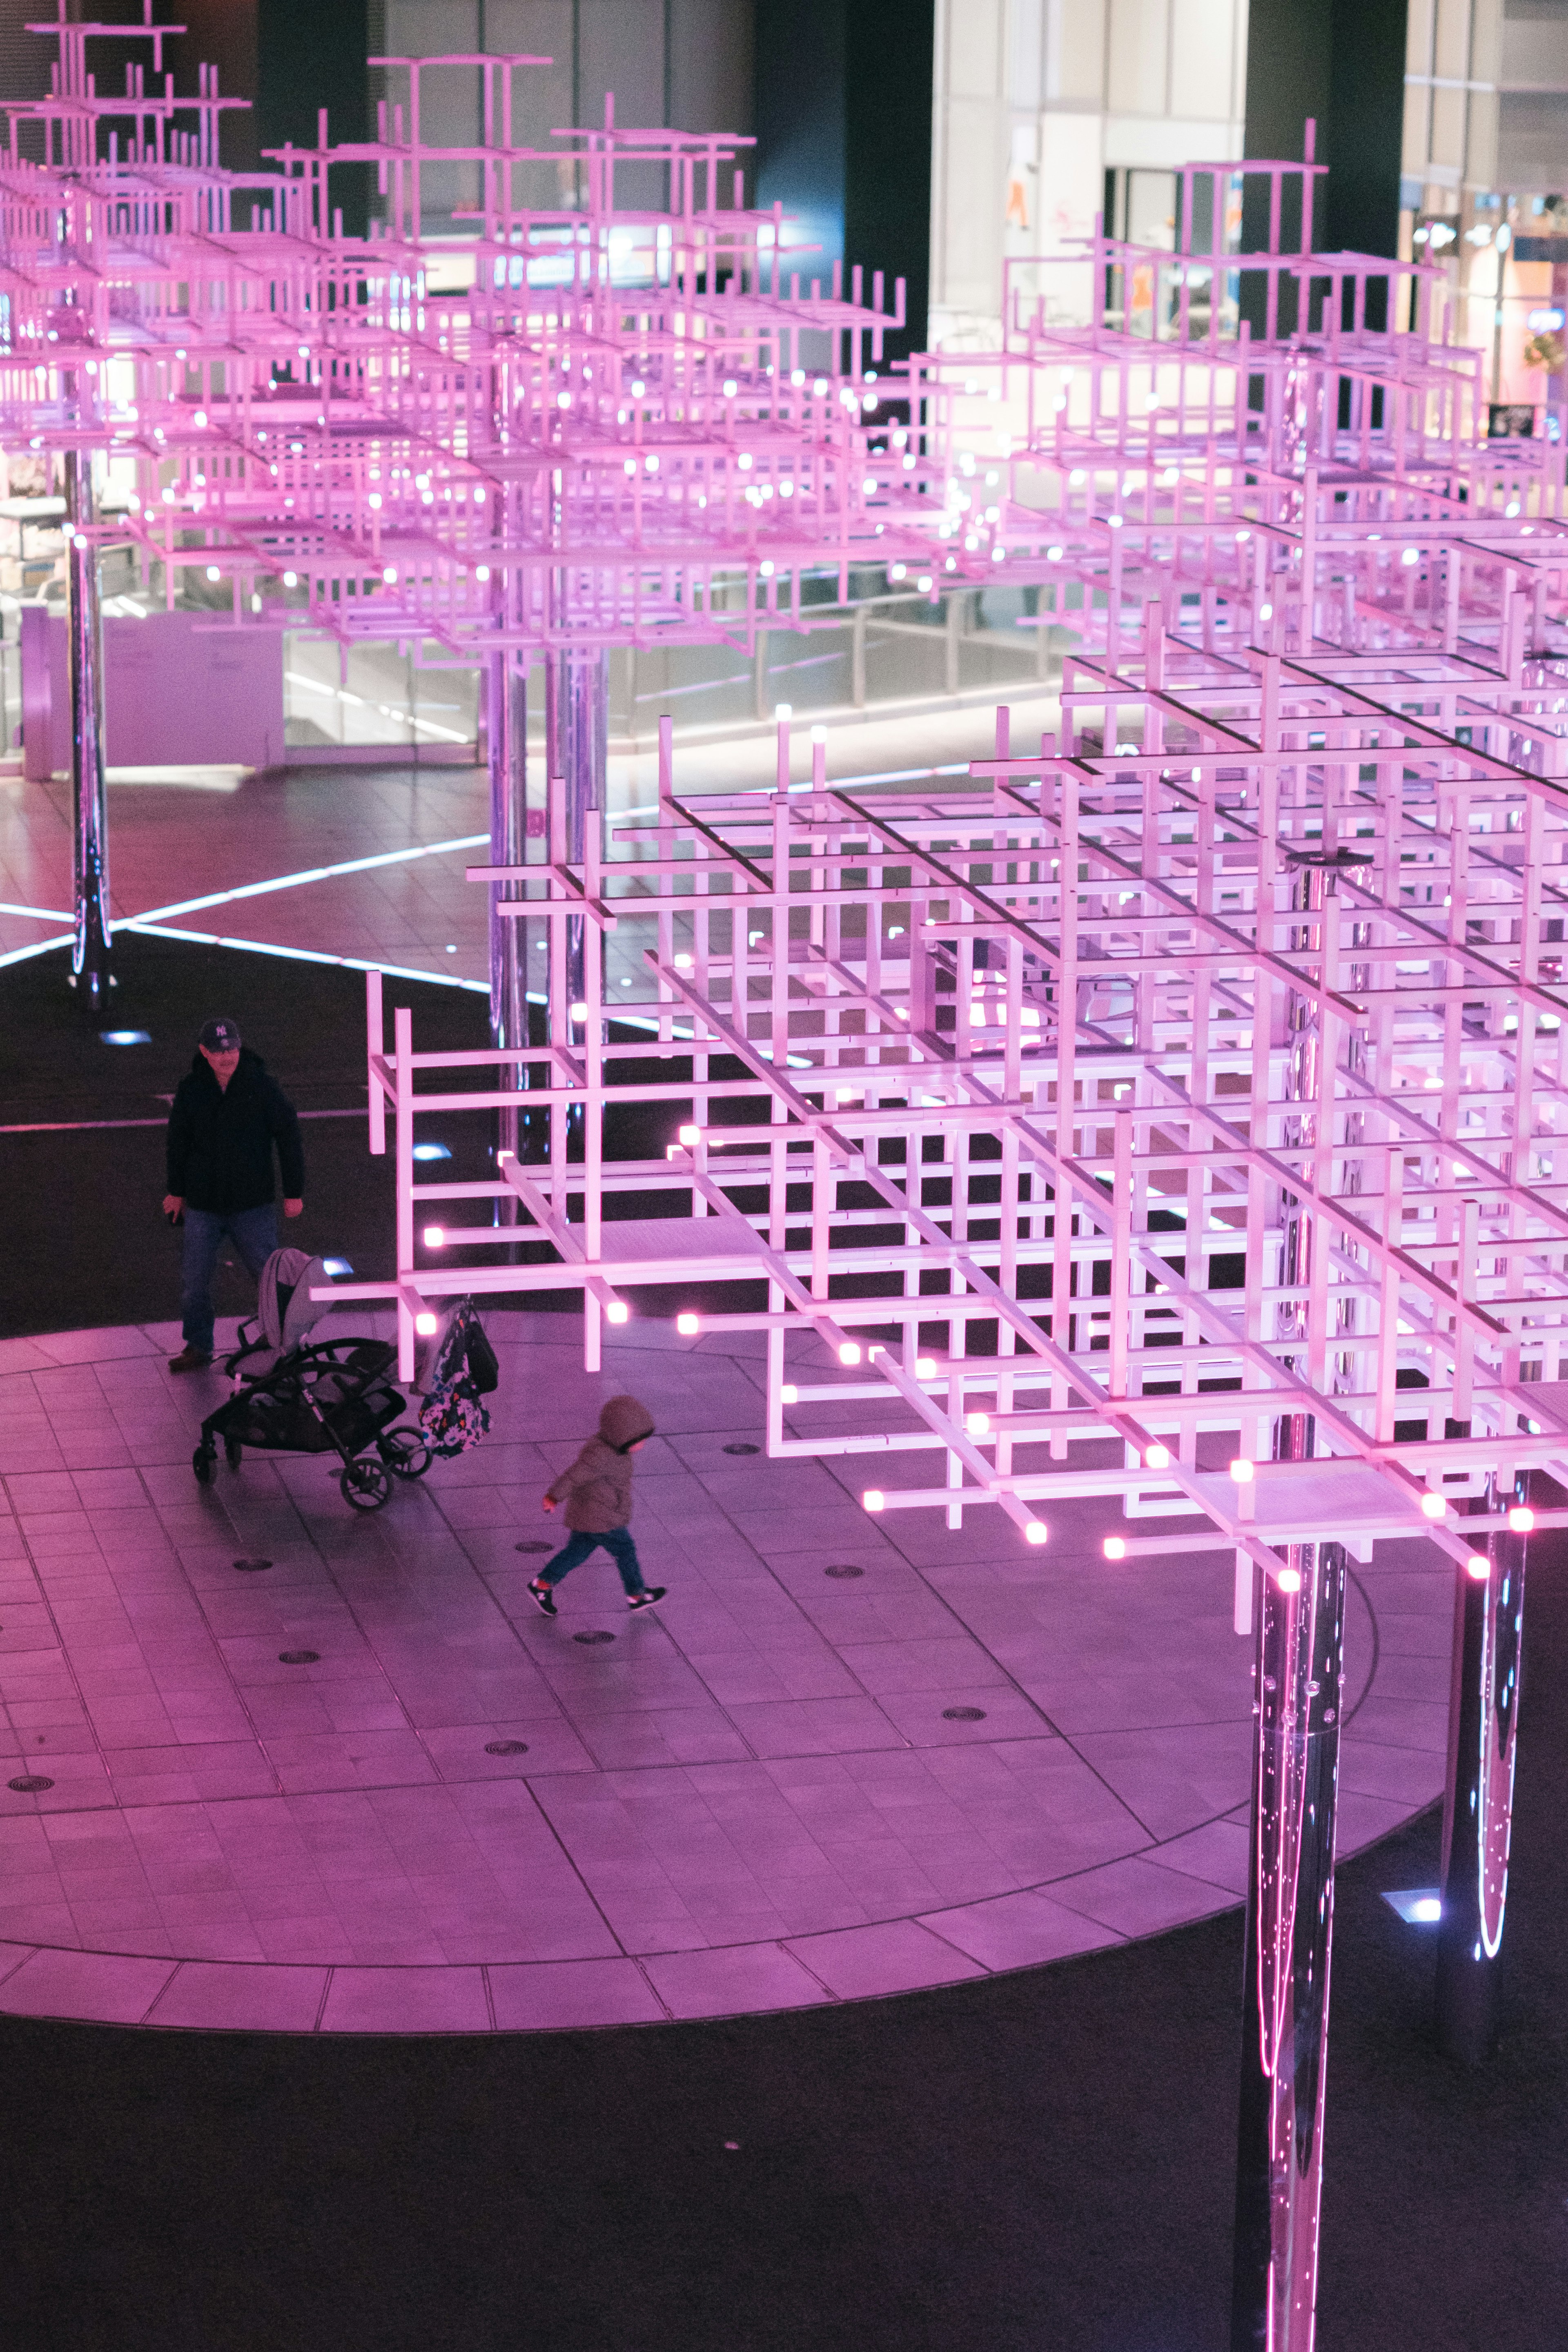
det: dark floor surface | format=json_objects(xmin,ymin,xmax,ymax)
[{"xmin": 3, "ymin": 943, "xmax": 1567, "ymax": 2351}]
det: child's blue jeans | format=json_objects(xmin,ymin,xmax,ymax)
[{"xmin": 539, "ymin": 1526, "xmax": 646, "ymax": 1596}]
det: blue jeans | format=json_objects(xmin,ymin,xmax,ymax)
[
  {"xmin": 540, "ymin": 1526, "xmax": 646, "ymax": 1597},
  {"xmin": 180, "ymin": 1203, "xmax": 278, "ymax": 1353}
]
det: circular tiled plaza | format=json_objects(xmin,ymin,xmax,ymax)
[{"xmin": 0, "ymin": 1310, "xmax": 1452, "ymax": 2032}]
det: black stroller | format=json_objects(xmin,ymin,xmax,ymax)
[{"xmin": 192, "ymin": 1249, "xmax": 432, "ymax": 1512}]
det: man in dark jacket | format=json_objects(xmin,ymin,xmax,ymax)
[{"xmin": 162, "ymin": 1017, "xmax": 305, "ymax": 1372}]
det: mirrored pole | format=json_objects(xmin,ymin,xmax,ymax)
[
  {"xmin": 488, "ymin": 644, "xmax": 528, "ymax": 1222},
  {"xmin": 64, "ymin": 443, "xmax": 111, "ymax": 1009},
  {"xmin": 1434, "ymin": 1472, "xmax": 1528, "ymax": 2064},
  {"xmin": 545, "ymin": 639, "xmax": 608, "ymax": 1016},
  {"xmin": 1232, "ymin": 847, "xmax": 1349, "ymax": 2352}
]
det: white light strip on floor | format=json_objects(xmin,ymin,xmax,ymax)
[
  {"xmin": 0, "ymin": 900, "xmax": 72, "ymax": 922},
  {"xmin": 134, "ymin": 833, "xmax": 490, "ymax": 924},
  {"xmin": 123, "ymin": 920, "xmax": 491, "ymax": 992},
  {"xmin": 0, "ymin": 931, "xmax": 74, "ymax": 971}
]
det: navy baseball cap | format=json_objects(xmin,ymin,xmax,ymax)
[{"xmin": 198, "ymin": 1018, "xmax": 242, "ymax": 1050}]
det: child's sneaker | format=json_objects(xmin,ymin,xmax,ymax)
[
  {"xmin": 528, "ymin": 1578, "xmax": 557, "ymax": 1617},
  {"xmin": 626, "ymin": 1586, "xmax": 667, "ymax": 1612}
]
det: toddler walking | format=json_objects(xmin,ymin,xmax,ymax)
[{"xmin": 530, "ymin": 1395, "xmax": 666, "ymax": 1616}]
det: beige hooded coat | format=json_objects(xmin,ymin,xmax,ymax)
[{"xmin": 546, "ymin": 1395, "xmax": 656, "ymax": 1531}]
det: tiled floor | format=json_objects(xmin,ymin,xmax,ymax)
[{"xmin": 0, "ymin": 1310, "xmax": 1452, "ymax": 2031}]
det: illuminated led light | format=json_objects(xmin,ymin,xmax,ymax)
[
  {"xmin": 1508, "ymin": 1505, "xmax": 1535, "ymax": 1532},
  {"xmin": 570, "ymin": 1002, "xmax": 588, "ymax": 1022},
  {"xmin": 496, "ymin": 1149, "xmax": 514, "ymax": 1163},
  {"xmin": 678, "ymin": 1123, "xmax": 700, "ymax": 1144},
  {"xmin": 321, "ymin": 1257, "xmax": 353, "ymax": 1276},
  {"xmin": 1025, "ymin": 1522, "xmax": 1047, "ymax": 1545},
  {"xmin": 423, "ymin": 1225, "xmax": 446, "ymax": 1247},
  {"xmin": 1144, "ymin": 1443, "xmax": 1170, "ymax": 1470},
  {"xmin": 780, "ymin": 1383, "xmax": 798, "ymax": 1403},
  {"xmin": 1467, "ymin": 1554, "xmax": 1490, "ymax": 1580},
  {"xmin": 1103, "ymin": 1535, "xmax": 1127, "ymax": 1559},
  {"xmin": 915, "ymin": 1357, "xmax": 937, "ymax": 1378},
  {"xmin": 839, "ymin": 1343, "xmax": 862, "ymax": 1366},
  {"xmin": 966, "ymin": 1411, "xmax": 990, "ymax": 1435},
  {"xmin": 411, "ymin": 1142, "xmax": 450, "ymax": 1162},
  {"xmin": 1410, "ymin": 1896, "xmax": 1442, "ymax": 1922},
  {"xmin": 676, "ymin": 1312, "xmax": 700, "ymax": 1335},
  {"xmin": 863, "ymin": 1488, "xmax": 885, "ymax": 1511},
  {"xmin": 414, "ymin": 1311, "xmax": 439, "ymax": 1334},
  {"xmin": 100, "ymin": 1029, "xmax": 151, "ymax": 1045},
  {"xmin": 606, "ymin": 1301, "xmax": 630, "ymax": 1324},
  {"xmin": 205, "ymin": 564, "xmax": 221, "ymax": 581},
  {"xmin": 1229, "ymin": 1458, "xmax": 1254, "ymax": 1483},
  {"xmin": 1277, "ymin": 1566, "xmax": 1302, "ymax": 1593},
  {"xmin": 674, "ymin": 952, "xmax": 693, "ymax": 969},
  {"xmin": 1420, "ymin": 1492, "xmax": 1447, "ymax": 1520},
  {"xmin": 283, "ymin": 571, "xmax": 298, "ymax": 587},
  {"xmin": 383, "ymin": 565, "xmax": 398, "ymax": 582}
]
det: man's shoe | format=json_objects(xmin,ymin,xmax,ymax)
[
  {"xmin": 528, "ymin": 1578, "xmax": 558, "ymax": 1617},
  {"xmin": 627, "ymin": 1586, "xmax": 667, "ymax": 1611},
  {"xmin": 168, "ymin": 1348, "xmax": 213, "ymax": 1374}
]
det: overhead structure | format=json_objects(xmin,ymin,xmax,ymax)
[
  {"xmin": 334, "ymin": 145, "xmax": 1568, "ymax": 2348},
  {"xmin": 0, "ymin": 14, "xmax": 932, "ymax": 1024}
]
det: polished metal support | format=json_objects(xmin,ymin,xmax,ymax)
[
  {"xmin": 487, "ymin": 646, "xmax": 528, "ymax": 1216},
  {"xmin": 1232, "ymin": 847, "xmax": 1350, "ymax": 2350},
  {"xmin": 65, "ymin": 447, "xmax": 111, "ymax": 1007},
  {"xmin": 1435, "ymin": 1473, "xmax": 1528, "ymax": 2065},
  {"xmin": 545, "ymin": 641, "xmax": 608, "ymax": 1017},
  {"xmin": 1231, "ymin": 1497, "xmax": 1348, "ymax": 2351}
]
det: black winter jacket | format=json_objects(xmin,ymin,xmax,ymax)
[{"xmin": 165, "ymin": 1049, "xmax": 305, "ymax": 1214}]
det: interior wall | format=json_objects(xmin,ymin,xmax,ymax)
[{"xmin": 929, "ymin": 0, "xmax": 1248, "ymax": 341}]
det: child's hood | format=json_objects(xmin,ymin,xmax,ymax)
[{"xmin": 598, "ymin": 1395, "xmax": 655, "ymax": 1452}]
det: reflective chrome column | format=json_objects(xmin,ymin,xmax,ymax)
[
  {"xmin": 65, "ymin": 445, "xmax": 111, "ymax": 1007},
  {"xmin": 1231, "ymin": 848, "xmax": 1350, "ymax": 2351},
  {"xmin": 1435, "ymin": 1473, "xmax": 1528, "ymax": 2064},
  {"xmin": 488, "ymin": 646, "xmax": 528, "ymax": 1217},
  {"xmin": 545, "ymin": 641, "xmax": 608, "ymax": 1016},
  {"xmin": 1232, "ymin": 1481, "xmax": 1348, "ymax": 2350}
]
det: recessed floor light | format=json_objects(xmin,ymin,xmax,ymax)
[{"xmin": 1382, "ymin": 1888, "xmax": 1443, "ymax": 1924}]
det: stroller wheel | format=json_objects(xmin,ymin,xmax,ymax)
[
  {"xmin": 379, "ymin": 1426, "xmax": 432, "ymax": 1480},
  {"xmin": 340, "ymin": 1457, "xmax": 392, "ymax": 1513},
  {"xmin": 192, "ymin": 1444, "xmax": 214, "ymax": 1486},
  {"xmin": 224, "ymin": 1437, "xmax": 243, "ymax": 1470}
]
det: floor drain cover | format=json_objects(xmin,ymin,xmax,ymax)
[
  {"xmin": 515, "ymin": 1541, "xmax": 552, "ymax": 1555},
  {"xmin": 573, "ymin": 1630, "xmax": 616, "ymax": 1645},
  {"xmin": 942, "ymin": 1706, "xmax": 987, "ymax": 1722},
  {"xmin": 484, "ymin": 1740, "xmax": 530, "ymax": 1756},
  {"xmin": 232, "ymin": 1557, "xmax": 272, "ymax": 1573},
  {"xmin": 723, "ymin": 1442, "xmax": 760, "ymax": 1456},
  {"xmin": 825, "ymin": 1564, "xmax": 864, "ymax": 1579},
  {"xmin": 8, "ymin": 1776, "xmax": 53, "ymax": 1794},
  {"xmin": 278, "ymin": 1650, "xmax": 320, "ymax": 1665}
]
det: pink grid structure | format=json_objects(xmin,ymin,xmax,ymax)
[{"xmin": 325, "ymin": 139, "xmax": 1567, "ymax": 2343}]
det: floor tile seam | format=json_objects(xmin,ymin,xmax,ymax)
[
  {"xmin": 423, "ymin": 1437, "xmax": 780, "ymax": 1776},
  {"xmin": 0, "ymin": 1498, "xmax": 125, "ymax": 1800},
  {"xmin": 638, "ymin": 1357, "xmax": 922, "ymax": 1760},
  {"xmin": 812, "ymin": 1437, "xmax": 1173, "ymax": 1842},
  {"xmin": 140, "ymin": 1457, "xmax": 302, "ymax": 1804}
]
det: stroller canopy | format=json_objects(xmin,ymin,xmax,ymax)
[{"xmin": 256, "ymin": 1249, "xmax": 333, "ymax": 1354}]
